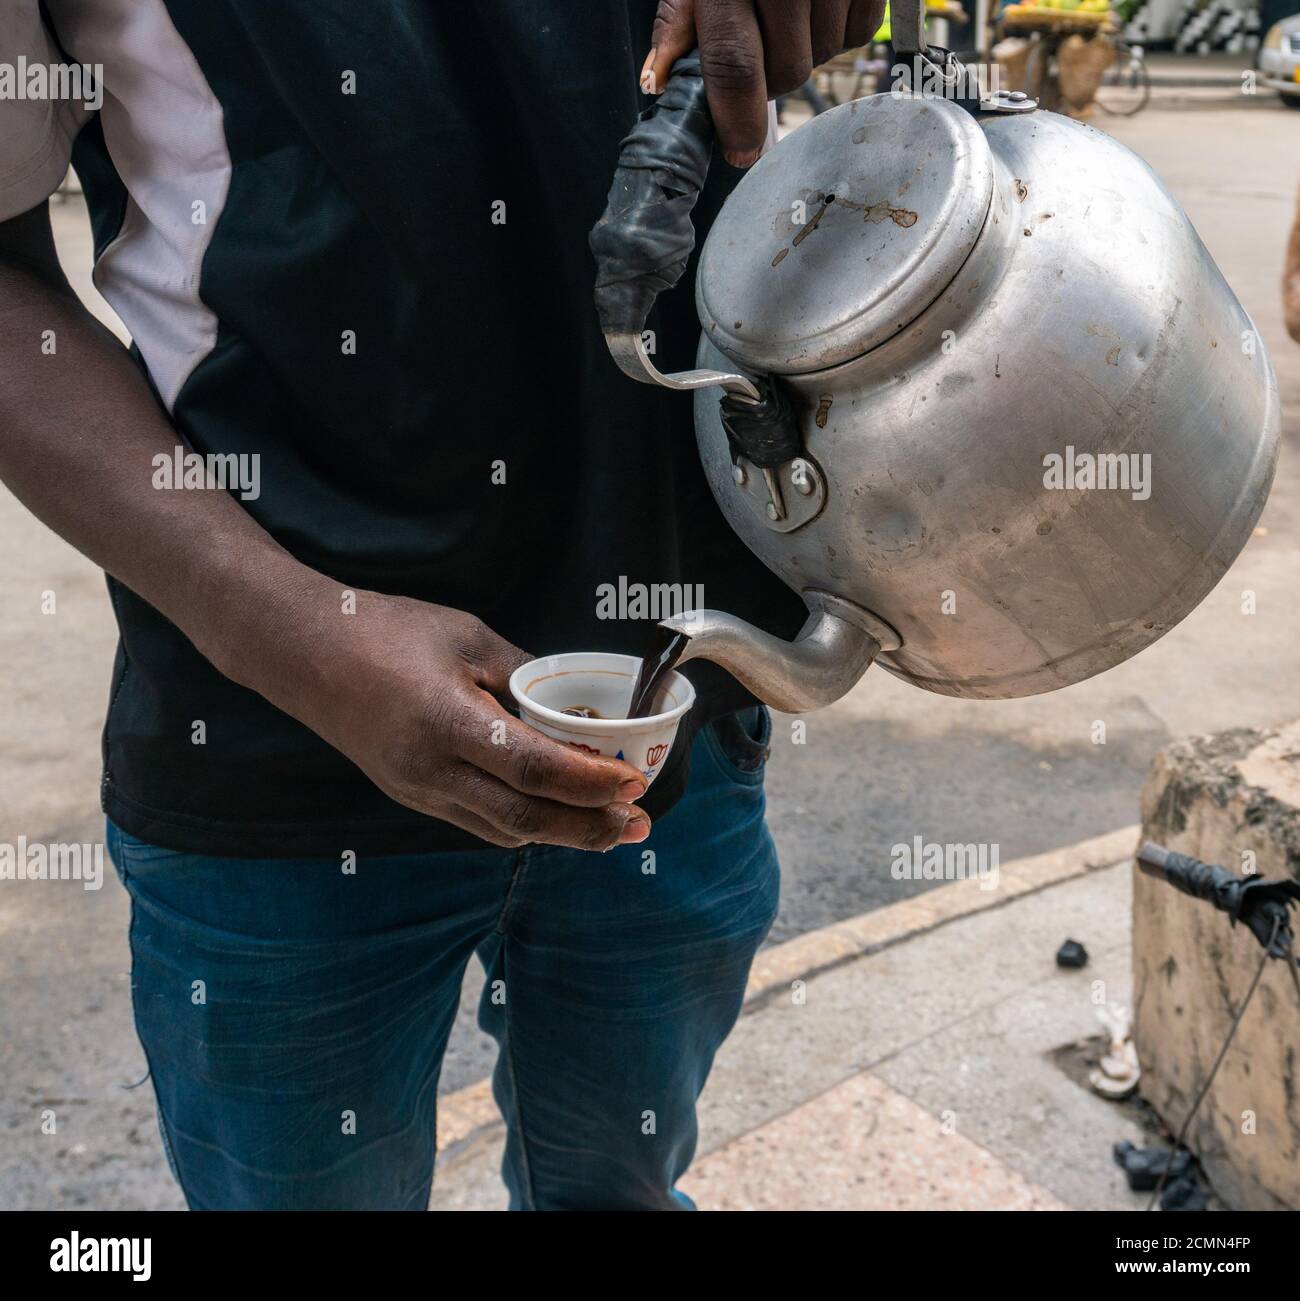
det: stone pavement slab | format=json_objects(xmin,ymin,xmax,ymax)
[{"xmin": 680, "ymin": 1072, "xmax": 1065, "ymax": 1211}]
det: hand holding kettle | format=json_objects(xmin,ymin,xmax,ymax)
[{"xmin": 641, "ymin": 0, "xmax": 886, "ymax": 165}]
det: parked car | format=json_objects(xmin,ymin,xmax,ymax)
[{"xmin": 1259, "ymin": 14, "xmax": 1300, "ymax": 107}]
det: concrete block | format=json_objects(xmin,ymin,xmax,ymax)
[{"xmin": 1135, "ymin": 721, "xmax": 1300, "ymax": 1210}]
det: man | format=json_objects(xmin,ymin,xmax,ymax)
[{"xmin": 0, "ymin": 1, "xmax": 881, "ymax": 1210}]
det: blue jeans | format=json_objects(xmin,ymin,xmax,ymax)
[{"xmin": 106, "ymin": 710, "xmax": 777, "ymax": 1210}]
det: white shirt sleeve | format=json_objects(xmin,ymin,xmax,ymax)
[{"xmin": 0, "ymin": 0, "xmax": 92, "ymax": 221}]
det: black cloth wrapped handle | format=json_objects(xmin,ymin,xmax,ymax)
[{"xmin": 589, "ymin": 50, "xmax": 714, "ymax": 338}]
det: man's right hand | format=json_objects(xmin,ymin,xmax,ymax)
[{"xmin": 254, "ymin": 590, "xmax": 654, "ymax": 852}]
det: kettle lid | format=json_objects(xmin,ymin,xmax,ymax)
[{"xmin": 697, "ymin": 94, "xmax": 994, "ymax": 376}]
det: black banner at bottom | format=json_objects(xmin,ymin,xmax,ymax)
[{"xmin": 1, "ymin": 1208, "xmax": 1292, "ymax": 1286}]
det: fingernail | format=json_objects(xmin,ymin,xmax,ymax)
[
  {"xmin": 724, "ymin": 148, "xmax": 763, "ymax": 169},
  {"xmin": 640, "ymin": 48, "xmax": 659, "ymax": 94},
  {"xmin": 619, "ymin": 815, "xmax": 651, "ymax": 844},
  {"xmin": 617, "ymin": 779, "xmax": 647, "ymax": 802}
]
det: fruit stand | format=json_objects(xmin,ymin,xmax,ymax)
[{"xmin": 995, "ymin": 1, "xmax": 1118, "ymax": 117}]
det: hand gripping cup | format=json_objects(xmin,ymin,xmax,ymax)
[{"xmin": 509, "ymin": 652, "xmax": 695, "ymax": 787}]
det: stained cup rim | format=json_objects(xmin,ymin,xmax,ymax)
[{"xmin": 508, "ymin": 652, "xmax": 696, "ymax": 733}]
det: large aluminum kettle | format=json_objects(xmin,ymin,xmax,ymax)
[{"xmin": 590, "ymin": 34, "xmax": 1278, "ymax": 713}]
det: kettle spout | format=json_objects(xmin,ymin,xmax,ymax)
[{"xmin": 660, "ymin": 591, "xmax": 899, "ymax": 714}]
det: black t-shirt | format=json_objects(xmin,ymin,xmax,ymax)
[{"xmin": 13, "ymin": 1, "xmax": 805, "ymax": 856}]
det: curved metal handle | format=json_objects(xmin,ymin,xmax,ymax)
[
  {"xmin": 590, "ymin": 49, "xmax": 805, "ymax": 522},
  {"xmin": 605, "ymin": 331, "xmax": 760, "ymax": 403}
]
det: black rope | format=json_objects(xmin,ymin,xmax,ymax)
[{"xmin": 1144, "ymin": 915, "xmax": 1282, "ymax": 1211}]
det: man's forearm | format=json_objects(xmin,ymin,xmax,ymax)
[
  {"xmin": 0, "ymin": 205, "xmax": 653, "ymax": 849},
  {"xmin": 0, "ymin": 210, "xmax": 333, "ymax": 715}
]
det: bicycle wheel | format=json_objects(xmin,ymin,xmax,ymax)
[{"xmin": 1095, "ymin": 54, "xmax": 1151, "ymax": 116}]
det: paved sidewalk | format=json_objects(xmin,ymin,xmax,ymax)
[
  {"xmin": 683, "ymin": 1074, "xmax": 1065, "ymax": 1211},
  {"xmin": 432, "ymin": 843, "xmax": 1149, "ymax": 1210}
]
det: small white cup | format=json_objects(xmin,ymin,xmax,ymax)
[{"xmin": 509, "ymin": 652, "xmax": 695, "ymax": 787}]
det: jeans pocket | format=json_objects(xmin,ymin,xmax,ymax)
[
  {"xmin": 107, "ymin": 821, "xmax": 194, "ymax": 882},
  {"xmin": 703, "ymin": 706, "xmax": 771, "ymax": 785},
  {"xmin": 105, "ymin": 819, "xmax": 127, "ymax": 887}
]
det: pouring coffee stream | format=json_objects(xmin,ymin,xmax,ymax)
[{"xmin": 626, "ymin": 627, "xmax": 691, "ymax": 720}]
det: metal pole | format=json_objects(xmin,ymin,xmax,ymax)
[{"xmin": 893, "ymin": 0, "xmax": 928, "ymax": 55}]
